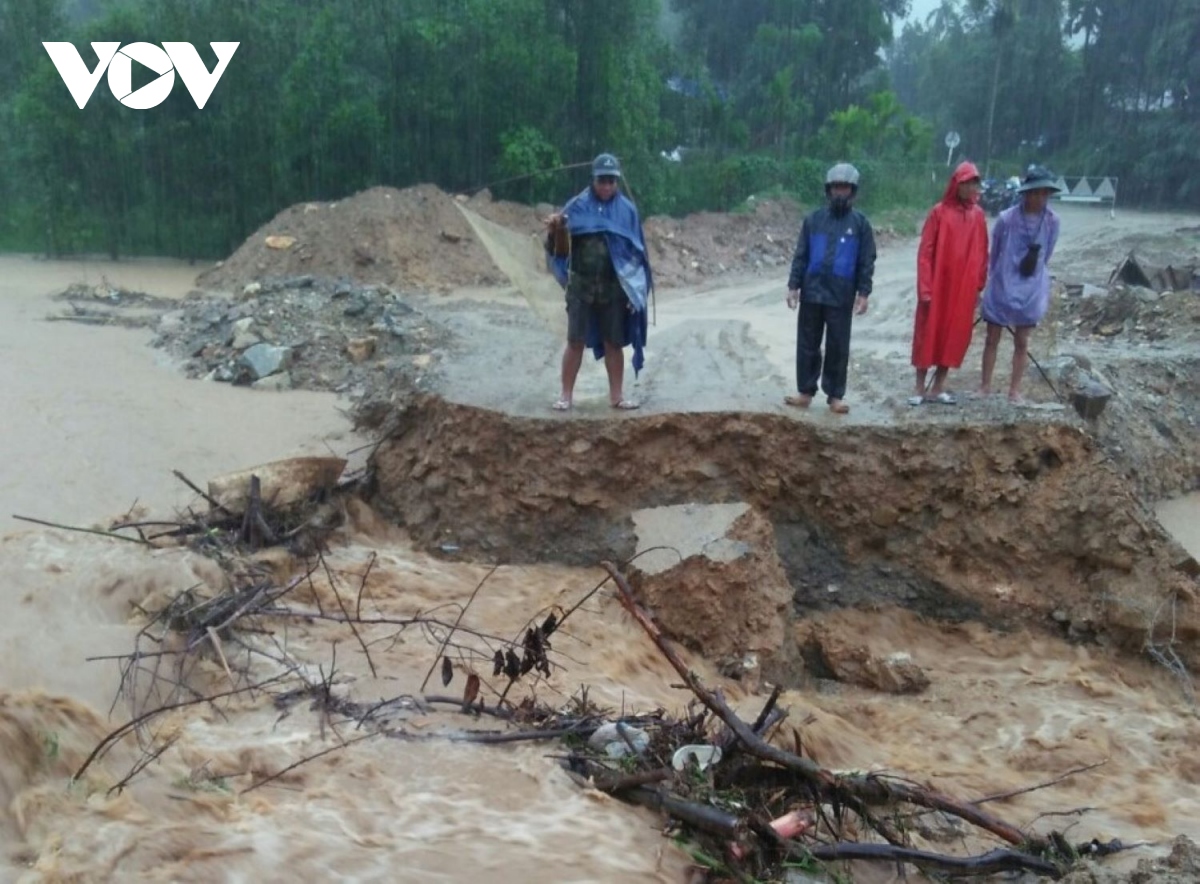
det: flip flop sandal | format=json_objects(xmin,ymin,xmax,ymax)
[
  {"xmin": 552, "ymin": 399, "xmax": 572, "ymax": 411},
  {"xmin": 932, "ymin": 392, "xmax": 957, "ymax": 405},
  {"xmin": 611, "ymin": 399, "xmax": 640, "ymax": 410},
  {"xmin": 907, "ymin": 395, "xmax": 925, "ymax": 406}
]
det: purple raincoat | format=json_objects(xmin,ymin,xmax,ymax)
[{"xmin": 981, "ymin": 204, "xmax": 1060, "ymax": 327}]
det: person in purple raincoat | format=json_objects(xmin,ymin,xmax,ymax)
[{"xmin": 978, "ymin": 166, "xmax": 1062, "ymax": 404}]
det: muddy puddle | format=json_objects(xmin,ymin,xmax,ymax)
[{"xmin": 1158, "ymin": 493, "xmax": 1200, "ymax": 559}]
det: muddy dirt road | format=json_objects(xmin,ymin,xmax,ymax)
[{"xmin": 435, "ymin": 203, "xmax": 1198, "ymax": 422}]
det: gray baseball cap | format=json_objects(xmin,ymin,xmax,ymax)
[{"xmin": 592, "ymin": 153, "xmax": 622, "ymax": 178}]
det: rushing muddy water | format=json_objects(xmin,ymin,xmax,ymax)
[
  {"xmin": 2, "ymin": 252, "xmax": 1198, "ymax": 882},
  {"xmin": 0, "ymin": 255, "xmax": 355, "ymax": 524}
]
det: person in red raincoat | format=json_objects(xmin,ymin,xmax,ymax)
[{"xmin": 909, "ymin": 161, "xmax": 989, "ymax": 405}]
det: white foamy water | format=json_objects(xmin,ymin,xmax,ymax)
[
  {"xmin": 1, "ymin": 255, "xmax": 1198, "ymax": 883},
  {"xmin": 0, "ymin": 526, "xmax": 697, "ymax": 882}
]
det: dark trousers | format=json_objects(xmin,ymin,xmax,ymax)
[{"xmin": 796, "ymin": 301, "xmax": 853, "ymax": 400}]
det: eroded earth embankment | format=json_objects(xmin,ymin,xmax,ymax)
[{"xmin": 367, "ymin": 395, "xmax": 1199, "ymax": 668}]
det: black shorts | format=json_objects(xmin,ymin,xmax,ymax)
[{"xmin": 565, "ymin": 273, "xmax": 627, "ymax": 346}]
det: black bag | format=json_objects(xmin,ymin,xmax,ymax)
[
  {"xmin": 546, "ymin": 216, "xmax": 570, "ymax": 258},
  {"xmin": 1019, "ymin": 243, "xmax": 1041, "ymax": 278}
]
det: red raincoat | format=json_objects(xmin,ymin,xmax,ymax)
[{"xmin": 912, "ymin": 162, "xmax": 989, "ymax": 369}]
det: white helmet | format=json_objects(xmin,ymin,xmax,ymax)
[{"xmin": 825, "ymin": 163, "xmax": 860, "ymax": 191}]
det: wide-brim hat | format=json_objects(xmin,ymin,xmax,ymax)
[{"xmin": 1018, "ymin": 167, "xmax": 1061, "ymax": 193}]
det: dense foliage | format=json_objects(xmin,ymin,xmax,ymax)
[
  {"xmin": 892, "ymin": 0, "xmax": 1199, "ymax": 206},
  {"xmin": 0, "ymin": 0, "xmax": 1194, "ymax": 259}
]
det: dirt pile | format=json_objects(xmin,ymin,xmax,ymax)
[
  {"xmin": 627, "ymin": 503, "xmax": 798, "ymax": 685},
  {"xmin": 467, "ymin": 188, "xmax": 808, "ymax": 288},
  {"xmin": 367, "ymin": 395, "xmax": 1199, "ymax": 669},
  {"xmin": 1046, "ymin": 268, "xmax": 1200, "ymax": 499},
  {"xmin": 1044, "ymin": 352, "xmax": 1200, "ymax": 500},
  {"xmin": 1057, "ymin": 283, "xmax": 1200, "ymax": 342},
  {"xmin": 196, "ymin": 185, "xmax": 511, "ymax": 294},
  {"xmin": 195, "ymin": 184, "xmax": 819, "ymax": 295},
  {"xmin": 150, "ymin": 276, "xmax": 450, "ymax": 396},
  {"xmin": 642, "ymin": 198, "xmax": 801, "ymax": 288},
  {"xmin": 462, "ymin": 188, "xmax": 551, "ymax": 235}
]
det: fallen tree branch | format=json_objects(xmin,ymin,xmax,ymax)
[
  {"xmin": 626, "ymin": 786, "xmax": 745, "ymax": 840},
  {"xmin": 421, "ymin": 695, "xmax": 514, "ymax": 721},
  {"xmin": 419, "ymin": 565, "xmax": 498, "ymax": 693},
  {"xmin": 601, "ymin": 561, "xmax": 1050, "ymax": 855},
  {"xmin": 751, "ymin": 684, "xmax": 783, "ymax": 733},
  {"xmin": 107, "ymin": 735, "xmax": 179, "ymax": 796},
  {"xmin": 241, "ymin": 731, "xmax": 379, "ymax": 795},
  {"xmin": 589, "ymin": 768, "xmax": 673, "ymax": 793},
  {"xmin": 973, "ymin": 760, "xmax": 1109, "ymax": 806},
  {"xmin": 803, "ymin": 843, "xmax": 1061, "ymax": 878},
  {"xmin": 354, "ymin": 551, "xmax": 378, "ymax": 620},
  {"xmin": 446, "ymin": 725, "xmax": 587, "ymax": 745},
  {"xmin": 173, "ymin": 469, "xmax": 236, "ymax": 517},
  {"xmin": 239, "ymin": 475, "xmax": 277, "ymax": 549},
  {"xmin": 318, "ymin": 551, "xmax": 377, "ymax": 679},
  {"xmin": 12, "ymin": 514, "xmax": 151, "ymax": 545},
  {"xmin": 74, "ymin": 673, "xmax": 293, "ymax": 781}
]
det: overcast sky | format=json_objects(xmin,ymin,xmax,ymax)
[{"xmin": 900, "ymin": 0, "xmax": 943, "ymax": 31}]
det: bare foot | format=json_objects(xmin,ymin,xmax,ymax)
[
  {"xmin": 1008, "ymin": 392, "xmax": 1027, "ymax": 406},
  {"xmin": 784, "ymin": 393, "xmax": 813, "ymax": 408},
  {"xmin": 828, "ymin": 399, "xmax": 850, "ymax": 414}
]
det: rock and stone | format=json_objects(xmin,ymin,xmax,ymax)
[
  {"xmin": 346, "ymin": 337, "xmax": 378, "ymax": 364},
  {"xmin": 1072, "ymin": 379, "xmax": 1114, "ymax": 420},
  {"xmin": 252, "ymin": 373, "xmax": 293, "ymax": 392},
  {"xmin": 800, "ymin": 626, "xmax": 930, "ymax": 694},
  {"xmin": 240, "ymin": 343, "xmax": 292, "ymax": 381},
  {"xmin": 229, "ymin": 317, "xmax": 260, "ymax": 349},
  {"xmin": 627, "ymin": 502, "xmax": 798, "ymax": 686}
]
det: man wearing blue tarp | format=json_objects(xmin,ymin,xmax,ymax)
[{"xmin": 546, "ymin": 153, "xmax": 653, "ymax": 412}]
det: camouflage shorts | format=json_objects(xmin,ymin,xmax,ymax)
[{"xmin": 566, "ymin": 272, "xmax": 627, "ymax": 345}]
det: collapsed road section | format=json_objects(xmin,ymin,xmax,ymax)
[{"xmin": 366, "ymin": 395, "xmax": 1199, "ymax": 676}]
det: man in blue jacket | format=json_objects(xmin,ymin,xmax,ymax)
[
  {"xmin": 785, "ymin": 163, "xmax": 877, "ymax": 415},
  {"xmin": 547, "ymin": 153, "xmax": 652, "ymax": 412}
]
